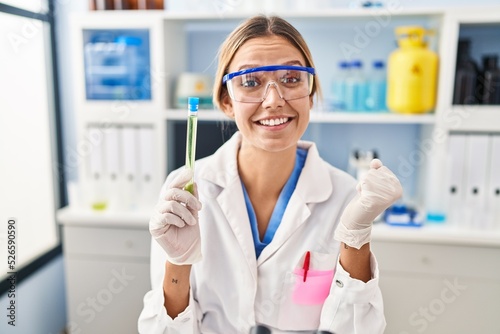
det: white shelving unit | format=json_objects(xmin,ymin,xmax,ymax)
[
  {"xmin": 57, "ymin": 6, "xmax": 500, "ymax": 334},
  {"xmin": 165, "ymin": 109, "xmax": 437, "ymax": 124}
]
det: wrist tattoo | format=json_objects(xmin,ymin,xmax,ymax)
[{"xmin": 171, "ymin": 278, "xmax": 178, "ymax": 284}]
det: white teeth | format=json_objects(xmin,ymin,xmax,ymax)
[{"xmin": 259, "ymin": 117, "xmax": 289, "ymax": 126}]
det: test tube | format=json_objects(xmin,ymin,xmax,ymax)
[{"xmin": 184, "ymin": 97, "xmax": 199, "ymax": 194}]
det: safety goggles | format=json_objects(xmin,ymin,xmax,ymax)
[{"xmin": 222, "ymin": 65, "xmax": 315, "ymax": 103}]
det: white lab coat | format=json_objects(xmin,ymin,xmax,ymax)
[{"xmin": 138, "ymin": 132, "xmax": 385, "ymax": 334}]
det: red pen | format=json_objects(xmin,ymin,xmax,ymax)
[{"xmin": 303, "ymin": 251, "xmax": 310, "ymax": 282}]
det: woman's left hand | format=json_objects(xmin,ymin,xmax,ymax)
[{"xmin": 335, "ymin": 159, "xmax": 403, "ymax": 249}]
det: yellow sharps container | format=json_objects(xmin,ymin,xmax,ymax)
[{"xmin": 387, "ymin": 26, "xmax": 438, "ymax": 114}]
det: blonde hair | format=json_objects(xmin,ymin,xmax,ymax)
[{"xmin": 213, "ymin": 15, "xmax": 321, "ymax": 110}]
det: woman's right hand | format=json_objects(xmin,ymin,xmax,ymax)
[{"xmin": 149, "ymin": 168, "xmax": 203, "ymax": 265}]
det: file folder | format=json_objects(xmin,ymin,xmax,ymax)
[
  {"xmin": 464, "ymin": 134, "xmax": 490, "ymax": 229},
  {"xmin": 87, "ymin": 126, "xmax": 106, "ymax": 209},
  {"xmin": 121, "ymin": 126, "xmax": 139, "ymax": 210},
  {"xmin": 445, "ymin": 134, "xmax": 467, "ymax": 227},
  {"xmin": 104, "ymin": 126, "xmax": 121, "ymax": 210},
  {"xmin": 487, "ymin": 135, "xmax": 500, "ymax": 230},
  {"xmin": 138, "ymin": 126, "xmax": 156, "ymax": 209}
]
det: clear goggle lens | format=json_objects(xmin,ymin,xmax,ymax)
[{"xmin": 223, "ymin": 65, "xmax": 315, "ymax": 103}]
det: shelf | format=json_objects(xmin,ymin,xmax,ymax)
[
  {"xmin": 83, "ymin": 8, "xmax": 446, "ymax": 21},
  {"xmin": 165, "ymin": 110, "xmax": 232, "ymax": 121},
  {"xmin": 79, "ymin": 109, "xmax": 165, "ymax": 124},
  {"xmin": 161, "ymin": 8, "xmax": 445, "ymax": 20},
  {"xmin": 57, "ymin": 206, "xmax": 150, "ymax": 228},
  {"xmin": 77, "ymin": 108, "xmax": 436, "ymax": 125},
  {"xmin": 441, "ymin": 106, "xmax": 500, "ymax": 132},
  {"xmin": 164, "ymin": 109, "xmax": 436, "ymax": 124},
  {"xmin": 309, "ymin": 111, "xmax": 436, "ymax": 124},
  {"xmin": 372, "ymin": 223, "xmax": 500, "ymax": 247}
]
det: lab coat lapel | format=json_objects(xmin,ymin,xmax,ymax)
[
  {"xmin": 217, "ymin": 180, "xmax": 258, "ymax": 281},
  {"xmin": 198, "ymin": 133, "xmax": 258, "ymax": 282},
  {"xmin": 257, "ymin": 142, "xmax": 332, "ymax": 266},
  {"xmin": 257, "ymin": 196, "xmax": 311, "ymax": 265}
]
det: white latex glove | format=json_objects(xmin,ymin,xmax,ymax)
[
  {"xmin": 335, "ymin": 159, "xmax": 403, "ymax": 249},
  {"xmin": 149, "ymin": 168, "xmax": 203, "ymax": 265}
]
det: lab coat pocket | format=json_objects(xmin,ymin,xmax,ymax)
[
  {"xmin": 277, "ymin": 252, "xmax": 336, "ymax": 331},
  {"xmin": 292, "ymin": 268, "xmax": 335, "ymax": 304}
]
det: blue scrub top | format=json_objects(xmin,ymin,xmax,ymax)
[{"xmin": 241, "ymin": 148, "xmax": 308, "ymax": 258}]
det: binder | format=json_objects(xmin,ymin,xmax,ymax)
[
  {"xmin": 104, "ymin": 126, "xmax": 121, "ymax": 210},
  {"xmin": 445, "ymin": 134, "xmax": 467, "ymax": 227},
  {"xmin": 464, "ymin": 134, "xmax": 490, "ymax": 230},
  {"xmin": 486, "ymin": 135, "xmax": 500, "ymax": 230},
  {"xmin": 88, "ymin": 126, "xmax": 104, "ymax": 181},
  {"xmin": 121, "ymin": 126, "xmax": 139, "ymax": 210},
  {"xmin": 87, "ymin": 126, "xmax": 107, "ymax": 209},
  {"xmin": 138, "ymin": 126, "xmax": 156, "ymax": 209}
]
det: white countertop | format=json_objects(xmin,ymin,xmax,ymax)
[
  {"xmin": 372, "ymin": 223, "xmax": 500, "ymax": 247},
  {"xmin": 57, "ymin": 207, "xmax": 500, "ymax": 247},
  {"xmin": 57, "ymin": 206, "xmax": 151, "ymax": 228}
]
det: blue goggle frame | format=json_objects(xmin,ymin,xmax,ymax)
[{"xmin": 222, "ymin": 65, "xmax": 315, "ymax": 84}]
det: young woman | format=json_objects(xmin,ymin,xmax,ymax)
[{"xmin": 139, "ymin": 15, "xmax": 402, "ymax": 334}]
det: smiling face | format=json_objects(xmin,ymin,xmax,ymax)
[{"xmin": 221, "ymin": 35, "xmax": 313, "ymax": 154}]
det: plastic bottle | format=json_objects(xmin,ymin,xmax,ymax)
[
  {"xmin": 331, "ymin": 60, "xmax": 350, "ymax": 111},
  {"xmin": 387, "ymin": 26, "xmax": 438, "ymax": 114},
  {"xmin": 452, "ymin": 39, "xmax": 479, "ymax": 105},
  {"xmin": 366, "ymin": 60, "xmax": 387, "ymax": 111},
  {"xmin": 480, "ymin": 55, "xmax": 500, "ymax": 105},
  {"xmin": 348, "ymin": 149, "xmax": 378, "ymax": 181},
  {"xmin": 345, "ymin": 60, "xmax": 368, "ymax": 112}
]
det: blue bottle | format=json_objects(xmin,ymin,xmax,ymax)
[
  {"xmin": 331, "ymin": 61, "xmax": 350, "ymax": 111},
  {"xmin": 345, "ymin": 60, "xmax": 368, "ymax": 112},
  {"xmin": 366, "ymin": 60, "xmax": 387, "ymax": 111}
]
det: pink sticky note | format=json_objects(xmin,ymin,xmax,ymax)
[{"xmin": 291, "ymin": 268, "xmax": 334, "ymax": 305}]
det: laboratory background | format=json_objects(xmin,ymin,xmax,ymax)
[{"xmin": 1, "ymin": 0, "xmax": 500, "ymax": 333}]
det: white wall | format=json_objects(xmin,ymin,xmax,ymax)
[{"xmin": 54, "ymin": 0, "xmax": 88, "ymax": 183}]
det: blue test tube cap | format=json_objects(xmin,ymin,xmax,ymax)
[{"xmin": 188, "ymin": 97, "xmax": 199, "ymax": 113}]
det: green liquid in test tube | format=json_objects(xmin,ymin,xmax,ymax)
[{"xmin": 184, "ymin": 97, "xmax": 199, "ymax": 194}]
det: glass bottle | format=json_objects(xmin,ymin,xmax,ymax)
[
  {"xmin": 452, "ymin": 39, "xmax": 479, "ymax": 105},
  {"xmin": 137, "ymin": 0, "xmax": 164, "ymax": 9},
  {"xmin": 90, "ymin": 0, "xmax": 115, "ymax": 10},
  {"xmin": 480, "ymin": 55, "xmax": 500, "ymax": 105},
  {"xmin": 113, "ymin": 0, "xmax": 139, "ymax": 10}
]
